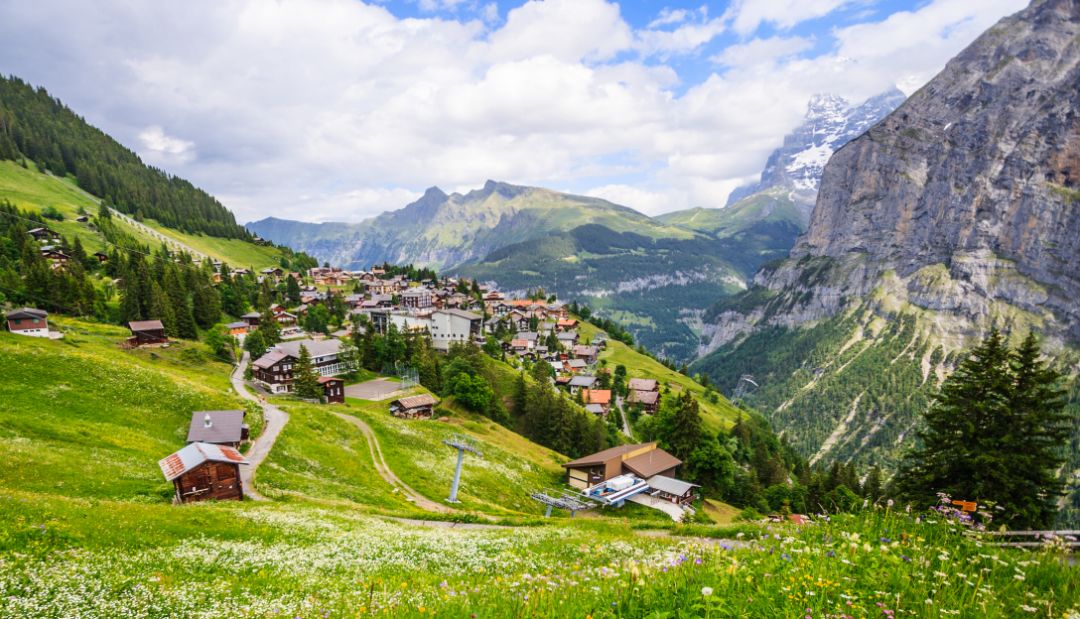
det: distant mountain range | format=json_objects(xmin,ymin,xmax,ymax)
[{"xmin": 247, "ymin": 87, "xmax": 904, "ymax": 360}]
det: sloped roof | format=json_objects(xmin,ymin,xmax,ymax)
[
  {"xmin": 128, "ymin": 319, "xmax": 165, "ymax": 332},
  {"xmin": 623, "ymin": 449, "xmax": 681, "ymax": 478},
  {"xmin": 186, "ymin": 410, "xmax": 246, "ymax": 444},
  {"xmin": 6, "ymin": 308, "xmax": 48, "ymax": 320},
  {"xmin": 628, "ymin": 390, "xmax": 659, "ymax": 405},
  {"xmin": 317, "ymin": 375, "xmax": 343, "ymax": 384},
  {"xmin": 392, "ymin": 393, "xmax": 438, "ymax": 409},
  {"xmin": 568, "ymin": 375, "xmax": 596, "ymax": 388},
  {"xmin": 583, "ymin": 389, "xmax": 611, "ymax": 405},
  {"xmin": 275, "ymin": 338, "xmax": 341, "ymax": 359},
  {"xmin": 159, "ymin": 442, "xmax": 248, "ymax": 481},
  {"xmin": 252, "ymin": 350, "xmax": 287, "ymax": 369},
  {"xmin": 628, "ymin": 378, "xmax": 658, "ymax": 392},
  {"xmin": 647, "ymin": 475, "xmax": 698, "ymax": 496},
  {"xmin": 562, "ymin": 443, "xmax": 655, "ymax": 468},
  {"xmin": 584, "ymin": 404, "xmax": 605, "ymax": 415}
]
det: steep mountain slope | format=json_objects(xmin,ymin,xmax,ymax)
[
  {"xmin": 0, "ymin": 76, "xmax": 247, "ymax": 238},
  {"xmin": 248, "ymin": 181, "xmax": 696, "ymax": 270},
  {"xmin": 0, "ymin": 159, "xmax": 297, "ymax": 269},
  {"xmin": 692, "ymin": 0, "xmax": 1080, "ymax": 517}
]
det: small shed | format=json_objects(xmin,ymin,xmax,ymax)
[
  {"xmin": 319, "ymin": 376, "xmax": 345, "ymax": 403},
  {"xmin": 127, "ymin": 320, "xmax": 167, "ymax": 346},
  {"xmin": 389, "ymin": 393, "xmax": 438, "ymax": 419},
  {"xmin": 158, "ymin": 442, "xmax": 249, "ymax": 504},
  {"xmin": 646, "ymin": 475, "xmax": 699, "ymax": 506},
  {"xmin": 186, "ymin": 410, "xmax": 249, "ymax": 448}
]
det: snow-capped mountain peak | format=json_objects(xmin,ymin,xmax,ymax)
[{"xmin": 727, "ymin": 87, "xmax": 906, "ymax": 205}]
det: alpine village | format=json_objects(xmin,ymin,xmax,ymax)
[{"xmin": 0, "ymin": 1, "xmax": 1078, "ymax": 617}]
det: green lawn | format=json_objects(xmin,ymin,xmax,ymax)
[{"xmin": 140, "ymin": 218, "xmax": 288, "ymax": 269}]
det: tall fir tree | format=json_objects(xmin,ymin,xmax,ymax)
[
  {"xmin": 292, "ymin": 344, "xmax": 322, "ymax": 400},
  {"xmin": 894, "ymin": 329, "xmax": 1070, "ymax": 528}
]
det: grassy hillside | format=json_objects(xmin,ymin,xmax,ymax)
[
  {"xmin": 0, "ymin": 316, "xmax": 1075, "ymax": 617},
  {"xmin": 0, "ymin": 159, "xmax": 289, "ymax": 269},
  {"xmin": 0, "ymin": 319, "xmax": 249, "ymax": 501},
  {"xmin": 586, "ymin": 326, "xmax": 745, "ymax": 433}
]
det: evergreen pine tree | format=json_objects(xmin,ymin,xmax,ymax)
[
  {"xmin": 293, "ymin": 344, "xmax": 322, "ymax": 400},
  {"xmin": 894, "ymin": 329, "xmax": 1069, "ymax": 528}
]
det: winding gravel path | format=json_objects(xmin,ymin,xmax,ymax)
[
  {"xmin": 232, "ymin": 351, "xmax": 289, "ymax": 501},
  {"xmin": 333, "ymin": 412, "xmax": 455, "ymax": 514}
]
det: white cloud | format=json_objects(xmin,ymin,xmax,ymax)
[
  {"xmin": 586, "ymin": 184, "xmax": 688, "ymax": 216},
  {"xmin": 647, "ymin": 7, "xmax": 691, "ymax": 29},
  {"xmin": 710, "ymin": 35, "xmax": 814, "ymax": 68},
  {"xmin": 0, "ymin": 0, "xmax": 1029, "ymax": 223},
  {"xmin": 725, "ymin": 0, "xmax": 852, "ymax": 35},
  {"xmin": 137, "ymin": 126, "xmax": 195, "ymax": 165}
]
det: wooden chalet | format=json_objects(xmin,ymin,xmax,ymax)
[
  {"xmin": 127, "ymin": 320, "xmax": 167, "ymax": 346},
  {"xmin": 252, "ymin": 339, "xmax": 345, "ymax": 394},
  {"xmin": 628, "ymin": 389, "xmax": 660, "ymax": 414},
  {"xmin": 572, "ymin": 344, "xmax": 598, "ymax": 364},
  {"xmin": 27, "ymin": 226, "xmax": 59, "ymax": 242},
  {"xmin": 6, "ymin": 308, "xmax": 49, "ymax": 338},
  {"xmin": 319, "ymin": 376, "xmax": 345, "ymax": 403},
  {"xmin": 226, "ymin": 320, "xmax": 249, "ymax": 336},
  {"xmin": 389, "ymin": 393, "xmax": 438, "ymax": 419},
  {"xmin": 186, "ymin": 410, "xmax": 249, "ymax": 448},
  {"xmin": 241, "ymin": 311, "xmax": 261, "ymax": 327},
  {"xmin": 158, "ymin": 442, "xmax": 249, "ymax": 504},
  {"xmin": 93, "ymin": 251, "xmax": 109, "ymax": 263},
  {"xmin": 562, "ymin": 442, "xmax": 681, "ymax": 490}
]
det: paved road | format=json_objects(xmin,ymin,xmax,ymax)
[
  {"xmin": 344, "ymin": 378, "xmax": 406, "ymax": 401},
  {"xmin": 628, "ymin": 492, "xmax": 688, "ymax": 521},
  {"xmin": 232, "ymin": 351, "xmax": 290, "ymax": 501},
  {"xmin": 333, "ymin": 412, "xmax": 455, "ymax": 514}
]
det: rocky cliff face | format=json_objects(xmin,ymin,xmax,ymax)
[
  {"xmin": 704, "ymin": 0, "xmax": 1080, "ymax": 354},
  {"xmin": 692, "ymin": 0, "xmax": 1080, "ymax": 497}
]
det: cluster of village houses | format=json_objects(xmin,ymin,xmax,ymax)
[{"xmin": 6, "ymin": 263, "xmax": 697, "ymax": 515}]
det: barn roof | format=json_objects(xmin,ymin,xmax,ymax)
[
  {"xmin": 628, "ymin": 378, "xmax": 658, "ymax": 392},
  {"xmin": 128, "ymin": 319, "xmax": 165, "ymax": 332},
  {"xmin": 392, "ymin": 394, "xmax": 438, "ymax": 409},
  {"xmin": 628, "ymin": 390, "xmax": 659, "ymax": 405},
  {"xmin": 159, "ymin": 442, "xmax": 248, "ymax": 481},
  {"xmin": 317, "ymin": 375, "xmax": 343, "ymax": 384},
  {"xmin": 186, "ymin": 410, "xmax": 246, "ymax": 444}
]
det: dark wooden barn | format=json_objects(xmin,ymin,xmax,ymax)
[
  {"xmin": 127, "ymin": 320, "xmax": 167, "ymax": 346},
  {"xmin": 159, "ymin": 442, "xmax": 249, "ymax": 504}
]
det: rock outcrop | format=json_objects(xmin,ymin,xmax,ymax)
[{"xmin": 703, "ymin": 0, "xmax": 1080, "ymax": 354}]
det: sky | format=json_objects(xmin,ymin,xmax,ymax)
[{"xmin": 0, "ymin": 0, "xmax": 1027, "ymax": 223}]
